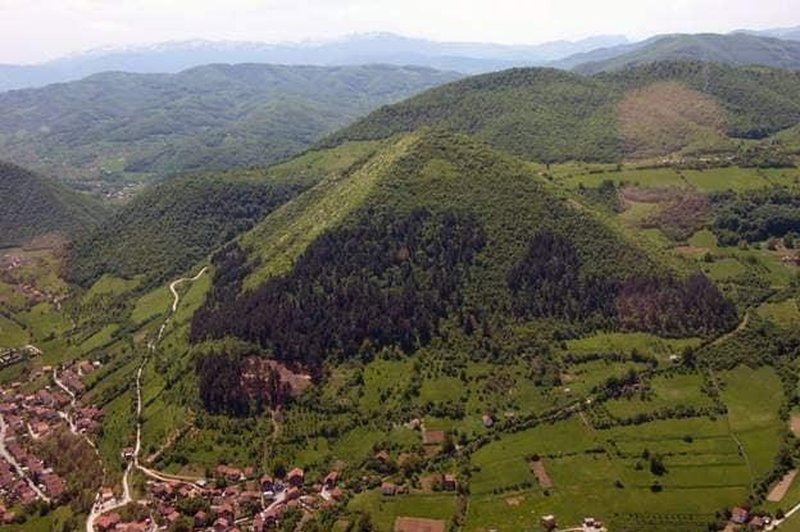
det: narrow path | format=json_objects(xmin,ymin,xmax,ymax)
[
  {"xmin": 706, "ymin": 367, "xmax": 754, "ymax": 483},
  {"xmin": 712, "ymin": 312, "xmax": 749, "ymax": 347},
  {"xmin": 86, "ymin": 267, "xmax": 207, "ymax": 531}
]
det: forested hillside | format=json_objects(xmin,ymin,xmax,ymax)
[
  {"xmin": 191, "ymin": 132, "xmax": 735, "ymax": 382},
  {"xmin": 0, "ymin": 161, "xmax": 107, "ymax": 247},
  {"xmin": 0, "ymin": 63, "xmax": 461, "ymax": 189},
  {"xmin": 574, "ymin": 33, "xmax": 800, "ymax": 74},
  {"xmin": 328, "ymin": 61, "xmax": 800, "ymax": 163},
  {"xmin": 66, "ymin": 142, "xmax": 380, "ymax": 287}
]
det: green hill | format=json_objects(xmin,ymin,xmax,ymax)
[
  {"xmin": 0, "ymin": 63, "xmax": 461, "ymax": 191},
  {"xmin": 66, "ymin": 141, "xmax": 380, "ymax": 287},
  {"xmin": 573, "ymin": 33, "xmax": 800, "ymax": 75},
  {"xmin": 327, "ymin": 61, "xmax": 800, "ymax": 163},
  {"xmin": 0, "ymin": 160, "xmax": 107, "ymax": 247},
  {"xmin": 190, "ymin": 131, "xmax": 735, "ymax": 384}
]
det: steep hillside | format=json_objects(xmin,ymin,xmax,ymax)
[
  {"xmin": 191, "ymin": 132, "xmax": 735, "ymax": 379},
  {"xmin": 0, "ymin": 63, "xmax": 461, "ymax": 189},
  {"xmin": 0, "ymin": 161, "xmax": 107, "ymax": 247},
  {"xmin": 573, "ymin": 33, "xmax": 800, "ymax": 74},
  {"xmin": 327, "ymin": 62, "xmax": 800, "ymax": 163},
  {"xmin": 66, "ymin": 141, "xmax": 380, "ymax": 287}
]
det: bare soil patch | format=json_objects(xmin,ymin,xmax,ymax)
[
  {"xmin": 617, "ymin": 81, "xmax": 727, "ymax": 159},
  {"xmin": 791, "ymin": 414, "xmax": 800, "ymax": 438},
  {"xmin": 504, "ymin": 496, "xmax": 523, "ymax": 507},
  {"xmin": 530, "ymin": 459, "xmax": 553, "ymax": 489},
  {"xmin": 394, "ymin": 517, "xmax": 447, "ymax": 532},
  {"xmin": 768, "ymin": 469, "xmax": 798, "ymax": 502}
]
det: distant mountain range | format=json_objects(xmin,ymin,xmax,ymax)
[
  {"xmin": 0, "ymin": 63, "xmax": 461, "ymax": 186},
  {"xmin": 0, "ymin": 33, "xmax": 628, "ymax": 91}
]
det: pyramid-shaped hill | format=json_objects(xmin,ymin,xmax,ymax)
[
  {"xmin": 190, "ymin": 131, "xmax": 737, "ymax": 372},
  {"xmin": 325, "ymin": 61, "xmax": 800, "ymax": 163},
  {"xmin": 0, "ymin": 160, "xmax": 107, "ymax": 247}
]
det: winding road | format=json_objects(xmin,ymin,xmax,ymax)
[{"xmin": 85, "ymin": 267, "xmax": 207, "ymax": 532}]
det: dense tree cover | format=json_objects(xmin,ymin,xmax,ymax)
[
  {"xmin": 509, "ymin": 232, "xmax": 737, "ymax": 336},
  {"xmin": 711, "ymin": 187, "xmax": 800, "ymax": 245},
  {"xmin": 575, "ymin": 33, "xmax": 800, "ymax": 75},
  {"xmin": 615, "ymin": 273, "xmax": 738, "ymax": 336},
  {"xmin": 327, "ymin": 67, "xmax": 622, "ymax": 163},
  {"xmin": 0, "ymin": 64, "xmax": 460, "ymax": 185},
  {"xmin": 195, "ymin": 352, "xmax": 290, "ymax": 417},
  {"xmin": 191, "ymin": 208, "xmax": 486, "ymax": 373},
  {"xmin": 508, "ymin": 232, "xmax": 619, "ymax": 326},
  {"xmin": 66, "ymin": 172, "xmax": 302, "ymax": 287},
  {"xmin": 0, "ymin": 160, "xmax": 108, "ymax": 247},
  {"xmin": 328, "ymin": 61, "xmax": 800, "ymax": 163}
]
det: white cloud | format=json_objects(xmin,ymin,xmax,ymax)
[{"xmin": 0, "ymin": 0, "xmax": 797, "ymax": 63}]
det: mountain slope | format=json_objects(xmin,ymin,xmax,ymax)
[
  {"xmin": 327, "ymin": 62, "xmax": 800, "ymax": 163},
  {"xmin": 66, "ymin": 141, "xmax": 380, "ymax": 287},
  {"xmin": 190, "ymin": 131, "xmax": 735, "ymax": 376},
  {"xmin": 0, "ymin": 63, "xmax": 461, "ymax": 187},
  {"xmin": 0, "ymin": 161, "xmax": 107, "ymax": 247},
  {"xmin": 573, "ymin": 33, "xmax": 800, "ymax": 74},
  {"xmin": 0, "ymin": 33, "xmax": 629, "ymax": 91}
]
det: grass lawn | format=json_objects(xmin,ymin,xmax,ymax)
[
  {"xmin": 720, "ymin": 366, "xmax": 784, "ymax": 478},
  {"xmin": 0, "ymin": 315, "xmax": 28, "ymax": 347},
  {"xmin": 605, "ymin": 373, "xmax": 714, "ymax": 419},
  {"xmin": 688, "ymin": 229, "xmax": 718, "ymax": 250},
  {"xmin": 566, "ymin": 332, "xmax": 700, "ymax": 363},
  {"xmin": 131, "ymin": 285, "xmax": 172, "ymax": 324},
  {"xmin": 681, "ymin": 168, "xmax": 770, "ymax": 192},
  {"xmin": 470, "ymin": 418, "xmax": 594, "ymax": 495},
  {"xmin": 348, "ymin": 489, "xmax": 456, "ymax": 532},
  {"xmin": 703, "ymin": 257, "xmax": 745, "ymax": 281},
  {"xmin": 758, "ymin": 299, "xmax": 800, "ymax": 328},
  {"xmin": 84, "ymin": 274, "xmax": 140, "ymax": 300}
]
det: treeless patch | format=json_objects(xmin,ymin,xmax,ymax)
[
  {"xmin": 505, "ymin": 496, "xmax": 524, "ymax": 507},
  {"xmin": 530, "ymin": 459, "xmax": 553, "ymax": 489},
  {"xmin": 768, "ymin": 469, "xmax": 798, "ymax": 502},
  {"xmin": 790, "ymin": 414, "xmax": 800, "ymax": 437},
  {"xmin": 617, "ymin": 82, "xmax": 727, "ymax": 159},
  {"xmin": 394, "ymin": 517, "xmax": 447, "ymax": 532}
]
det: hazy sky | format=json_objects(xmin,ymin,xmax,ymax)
[{"xmin": 1, "ymin": 0, "xmax": 798, "ymax": 64}]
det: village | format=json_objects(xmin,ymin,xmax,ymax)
[{"xmin": 0, "ymin": 357, "xmax": 103, "ymax": 525}]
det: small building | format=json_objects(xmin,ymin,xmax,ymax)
[
  {"xmin": 95, "ymin": 513, "xmax": 121, "ymax": 531},
  {"xmin": 541, "ymin": 515, "xmax": 557, "ymax": 530},
  {"xmin": 422, "ymin": 430, "xmax": 445, "ymax": 445},
  {"xmin": 260, "ymin": 474, "xmax": 274, "ymax": 493},
  {"xmin": 194, "ymin": 510, "xmax": 208, "ymax": 528},
  {"xmin": 287, "ymin": 467, "xmax": 304, "ymax": 487},
  {"xmin": 443, "ymin": 474, "xmax": 457, "ymax": 491},
  {"xmin": 381, "ymin": 482, "xmax": 397, "ymax": 496},
  {"xmin": 731, "ymin": 507, "xmax": 750, "ymax": 525},
  {"xmin": 323, "ymin": 471, "xmax": 339, "ymax": 490},
  {"xmin": 482, "ymin": 414, "xmax": 494, "ymax": 428}
]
